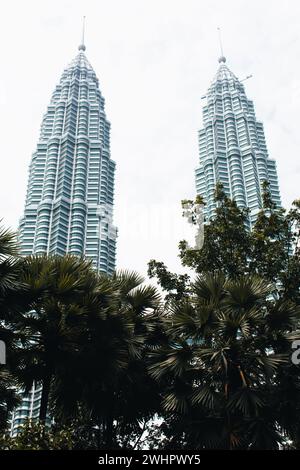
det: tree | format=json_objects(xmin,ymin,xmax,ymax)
[
  {"xmin": 14, "ymin": 254, "xmax": 97, "ymax": 424},
  {"xmin": 51, "ymin": 270, "xmax": 163, "ymax": 449},
  {"xmin": 149, "ymin": 272, "xmax": 300, "ymax": 449},
  {"xmin": 148, "ymin": 183, "xmax": 300, "ymax": 449},
  {"xmin": 1, "ymin": 239, "xmax": 164, "ymax": 448},
  {"xmin": 149, "ymin": 182, "xmax": 300, "ymax": 300},
  {"xmin": 0, "ymin": 420, "xmax": 74, "ymax": 450},
  {"xmin": 0, "ymin": 224, "xmax": 27, "ymax": 431}
]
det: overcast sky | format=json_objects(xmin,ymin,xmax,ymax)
[{"xmin": 0, "ymin": 0, "xmax": 299, "ymax": 278}]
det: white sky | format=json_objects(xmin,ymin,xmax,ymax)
[{"xmin": 0, "ymin": 0, "xmax": 299, "ymax": 279}]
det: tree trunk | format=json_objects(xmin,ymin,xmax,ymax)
[
  {"xmin": 133, "ymin": 420, "xmax": 147, "ymax": 450},
  {"xmin": 105, "ymin": 416, "xmax": 115, "ymax": 449},
  {"xmin": 104, "ymin": 395, "xmax": 115, "ymax": 449},
  {"xmin": 97, "ymin": 421, "xmax": 103, "ymax": 450},
  {"xmin": 39, "ymin": 374, "xmax": 51, "ymax": 424}
]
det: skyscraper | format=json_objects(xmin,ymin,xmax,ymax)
[
  {"xmin": 19, "ymin": 35, "xmax": 116, "ymax": 274},
  {"xmin": 195, "ymin": 55, "xmax": 281, "ymax": 226},
  {"xmin": 11, "ymin": 32, "xmax": 117, "ymax": 435}
]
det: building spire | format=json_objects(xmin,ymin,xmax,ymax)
[
  {"xmin": 78, "ymin": 16, "xmax": 86, "ymax": 51},
  {"xmin": 217, "ymin": 27, "xmax": 226, "ymax": 63}
]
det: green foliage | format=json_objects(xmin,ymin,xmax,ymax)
[
  {"xmin": 148, "ymin": 182, "xmax": 300, "ymax": 449},
  {"xmin": 50, "ymin": 269, "xmax": 164, "ymax": 449},
  {"xmin": 148, "ymin": 260, "xmax": 190, "ymax": 302},
  {"xmin": 148, "ymin": 272, "xmax": 300, "ymax": 449},
  {"xmin": 0, "ymin": 224, "xmax": 26, "ymax": 432},
  {"xmin": 150, "ymin": 182, "xmax": 300, "ymax": 301},
  {"xmin": 0, "ymin": 421, "xmax": 74, "ymax": 450},
  {"xmin": 0, "ymin": 228, "xmax": 164, "ymax": 449},
  {"xmin": 180, "ymin": 182, "xmax": 252, "ymax": 277},
  {"xmin": 1, "ymin": 177, "xmax": 300, "ymax": 450}
]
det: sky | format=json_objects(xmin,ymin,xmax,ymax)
[{"xmin": 0, "ymin": 0, "xmax": 299, "ymax": 279}]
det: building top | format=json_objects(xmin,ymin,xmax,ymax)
[
  {"xmin": 78, "ymin": 16, "xmax": 86, "ymax": 51},
  {"xmin": 68, "ymin": 51, "xmax": 93, "ymax": 70},
  {"xmin": 211, "ymin": 59, "xmax": 239, "ymax": 85}
]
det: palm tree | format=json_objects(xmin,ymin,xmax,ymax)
[
  {"xmin": 15, "ymin": 254, "xmax": 97, "ymax": 424},
  {"xmin": 0, "ymin": 223, "xmax": 27, "ymax": 432},
  {"xmin": 51, "ymin": 270, "xmax": 163, "ymax": 449},
  {"xmin": 0, "ymin": 223, "xmax": 27, "ymax": 321},
  {"xmin": 149, "ymin": 272, "xmax": 300, "ymax": 449}
]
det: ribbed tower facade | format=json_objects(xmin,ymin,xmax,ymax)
[
  {"xmin": 195, "ymin": 56, "xmax": 281, "ymax": 226},
  {"xmin": 19, "ymin": 43, "xmax": 116, "ymax": 273},
  {"xmin": 11, "ymin": 40, "xmax": 116, "ymax": 435}
]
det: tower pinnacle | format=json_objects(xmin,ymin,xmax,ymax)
[
  {"xmin": 195, "ymin": 48, "xmax": 281, "ymax": 229},
  {"xmin": 78, "ymin": 16, "xmax": 86, "ymax": 51},
  {"xmin": 217, "ymin": 27, "xmax": 226, "ymax": 63}
]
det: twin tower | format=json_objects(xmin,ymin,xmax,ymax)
[
  {"xmin": 19, "ymin": 42, "xmax": 117, "ymax": 274},
  {"xmin": 12, "ymin": 37, "xmax": 281, "ymax": 434},
  {"xmin": 19, "ymin": 42, "xmax": 281, "ymax": 274}
]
